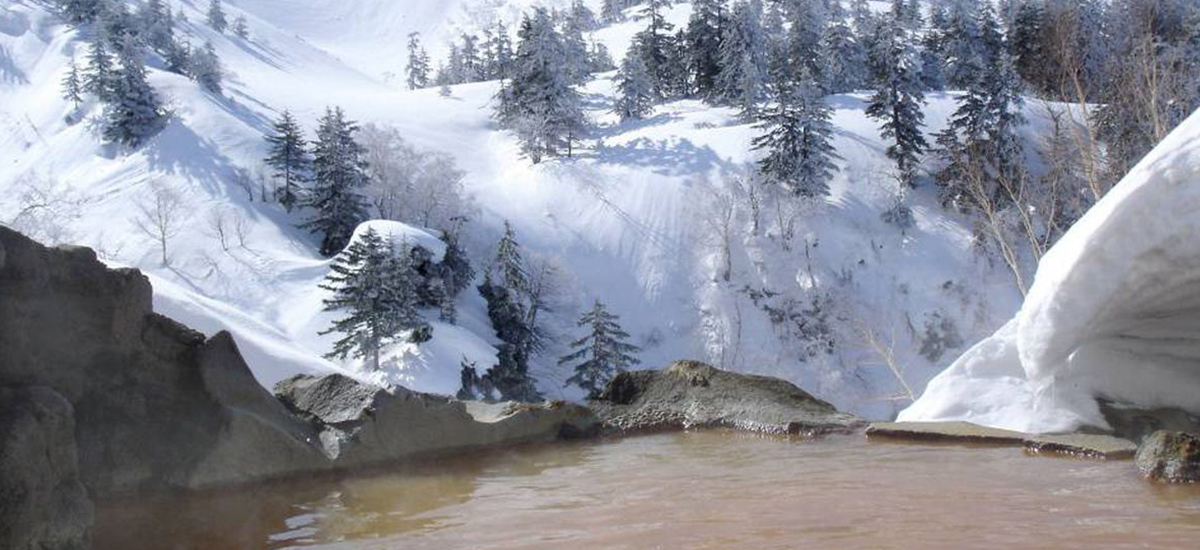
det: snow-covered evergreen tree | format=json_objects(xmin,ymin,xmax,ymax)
[
  {"xmin": 496, "ymin": 8, "xmax": 586, "ymax": 163},
  {"xmin": 164, "ymin": 37, "xmax": 191, "ymax": 75},
  {"xmin": 601, "ymin": 0, "xmax": 626, "ymax": 24},
  {"xmin": 57, "ymin": 0, "xmax": 101, "ymax": 24},
  {"xmin": 138, "ymin": 0, "xmax": 174, "ymax": 53},
  {"xmin": 781, "ymin": 0, "xmax": 826, "ymax": 90},
  {"xmin": 939, "ymin": 0, "xmax": 984, "ymax": 89},
  {"xmin": 232, "ymin": 15, "xmax": 249, "ymax": 39},
  {"xmin": 478, "ymin": 275, "xmax": 542, "ymax": 402},
  {"xmin": 264, "ymin": 109, "xmax": 311, "ymax": 212},
  {"xmin": 493, "ymin": 220, "xmax": 528, "ymax": 296},
  {"xmin": 460, "ymin": 34, "xmax": 483, "ymax": 82},
  {"xmin": 405, "ymin": 32, "xmax": 431, "ymax": 90},
  {"xmin": 614, "ymin": 46, "xmax": 655, "ymax": 121},
  {"xmin": 560, "ymin": 299, "xmax": 640, "ymax": 397},
  {"xmin": 685, "ymin": 0, "xmax": 726, "ymax": 97},
  {"xmin": 438, "ymin": 223, "xmax": 476, "ymax": 298},
  {"xmin": 634, "ymin": 0, "xmax": 678, "ymax": 98},
  {"xmin": 83, "ymin": 37, "xmax": 113, "ymax": 100},
  {"xmin": 588, "ymin": 41, "xmax": 616, "ymax": 72},
  {"xmin": 561, "ymin": 13, "xmax": 592, "ymax": 85},
  {"xmin": 822, "ymin": 11, "xmax": 866, "ymax": 93},
  {"xmin": 302, "ymin": 107, "xmax": 370, "ymax": 256},
  {"xmin": 716, "ymin": 0, "xmax": 768, "ymax": 118},
  {"xmin": 319, "ymin": 228, "xmax": 428, "ymax": 371},
  {"xmin": 189, "ymin": 41, "xmax": 223, "ymax": 94},
  {"xmin": 485, "ymin": 21, "xmax": 514, "ymax": 79},
  {"xmin": 752, "ymin": 73, "xmax": 839, "ymax": 198},
  {"xmin": 61, "ymin": 56, "xmax": 84, "ymax": 108},
  {"xmin": 865, "ymin": 1, "xmax": 927, "ymax": 188},
  {"xmin": 102, "ymin": 34, "xmax": 165, "ymax": 147},
  {"xmin": 206, "ymin": 0, "xmax": 227, "ymax": 33},
  {"xmin": 934, "ymin": 6, "xmax": 1026, "ymax": 208}
]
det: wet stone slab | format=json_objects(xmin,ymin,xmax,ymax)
[{"xmin": 867, "ymin": 421, "xmax": 1137, "ymax": 460}]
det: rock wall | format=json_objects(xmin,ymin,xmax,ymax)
[
  {"xmin": 0, "ymin": 386, "xmax": 92, "ymax": 550},
  {"xmin": 0, "ymin": 226, "xmax": 328, "ymax": 499}
]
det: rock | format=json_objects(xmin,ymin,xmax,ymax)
[
  {"xmin": 0, "ymin": 226, "xmax": 325, "ymax": 497},
  {"xmin": 588, "ymin": 360, "xmax": 863, "ymax": 435},
  {"xmin": 1099, "ymin": 399, "xmax": 1200, "ymax": 445},
  {"xmin": 867, "ymin": 421, "xmax": 1138, "ymax": 459},
  {"xmin": 1136, "ymin": 430, "xmax": 1200, "ymax": 483},
  {"xmin": 275, "ymin": 374, "xmax": 599, "ymax": 467},
  {"xmin": 866, "ymin": 421, "xmax": 1026, "ymax": 444},
  {"xmin": 0, "ymin": 386, "xmax": 92, "ymax": 550}
]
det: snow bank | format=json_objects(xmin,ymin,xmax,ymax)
[{"xmin": 901, "ymin": 108, "xmax": 1200, "ymax": 433}]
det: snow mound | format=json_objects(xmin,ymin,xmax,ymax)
[
  {"xmin": 352, "ymin": 220, "xmax": 447, "ymax": 260},
  {"xmin": 900, "ymin": 108, "xmax": 1200, "ymax": 434}
]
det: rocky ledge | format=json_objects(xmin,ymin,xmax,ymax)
[
  {"xmin": 865, "ymin": 421, "xmax": 1138, "ymax": 460},
  {"xmin": 275, "ymin": 373, "xmax": 598, "ymax": 469},
  {"xmin": 589, "ymin": 360, "xmax": 864, "ymax": 435}
]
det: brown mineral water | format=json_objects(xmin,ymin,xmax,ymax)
[{"xmin": 94, "ymin": 430, "xmax": 1200, "ymax": 549}]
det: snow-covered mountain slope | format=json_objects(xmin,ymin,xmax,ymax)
[
  {"xmin": 2, "ymin": 0, "xmax": 1045, "ymax": 418},
  {"xmin": 900, "ymin": 108, "xmax": 1200, "ymax": 434}
]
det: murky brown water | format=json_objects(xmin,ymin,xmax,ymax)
[{"xmin": 95, "ymin": 430, "xmax": 1200, "ymax": 550}]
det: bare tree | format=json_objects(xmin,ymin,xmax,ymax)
[
  {"xmin": 359, "ymin": 123, "xmax": 477, "ymax": 231},
  {"xmin": 133, "ymin": 180, "xmax": 186, "ymax": 267},
  {"xmin": 7, "ymin": 174, "xmax": 85, "ymax": 245}
]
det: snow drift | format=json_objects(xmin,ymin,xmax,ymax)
[{"xmin": 901, "ymin": 108, "xmax": 1200, "ymax": 434}]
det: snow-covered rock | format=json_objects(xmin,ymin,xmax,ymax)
[{"xmin": 901, "ymin": 109, "xmax": 1200, "ymax": 434}]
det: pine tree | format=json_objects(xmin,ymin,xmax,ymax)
[
  {"xmin": 635, "ymin": 0, "xmax": 678, "ymax": 98},
  {"xmin": 865, "ymin": 2, "xmax": 927, "ymax": 188},
  {"xmin": 716, "ymin": 0, "xmax": 768, "ymax": 118},
  {"xmin": 496, "ymin": 8, "xmax": 586, "ymax": 163},
  {"xmin": 561, "ymin": 15, "xmax": 592, "ymax": 85},
  {"xmin": 461, "ymin": 34, "xmax": 483, "ymax": 82},
  {"xmin": 438, "ymin": 223, "xmax": 476, "ymax": 297},
  {"xmin": 934, "ymin": 6, "xmax": 1026, "ymax": 208},
  {"xmin": 97, "ymin": 0, "xmax": 133, "ymax": 47},
  {"xmin": 138, "ymin": 0, "xmax": 175, "ymax": 53},
  {"xmin": 685, "ymin": 0, "xmax": 726, "ymax": 97},
  {"xmin": 84, "ymin": 38, "xmax": 113, "ymax": 100},
  {"xmin": 822, "ymin": 14, "xmax": 866, "ymax": 93},
  {"xmin": 206, "ymin": 0, "xmax": 227, "ymax": 33},
  {"xmin": 57, "ymin": 0, "xmax": 101, "ymax": 24},
  {"xmin": 164, "ymin": 37, "xmax": 191, "ymax": 75},
  {"xmin": 488, "ymin": 21, "xmax": 514, "ymax": 79},
  {"xmin": 560, "ymin": 300, "xmax": 640, "ymax": 397},
  {"xmin": 319, "ymin": 228, "xmax": 428, "ymax": 371},
  {"xmin": 752, "ymin": 73, "xmax": 840, "ymax": 198},
  {"xmin": 493, "ymin": 221, "xmax": 528, "ymax": 296},
  {"xmin": 782, "ymin": 0, "xmax": 826, "ymax": 91},
  {"xmin": 302, "ymin": 107, "xmax": 370, "ymax": 256},
  {"xmin": 189, "ymin": 41, "xmax": 223, "ymax": 94},
  {"xmin": 61, "ymin": 56, "xmax": 84, "ymax": 108},
  {"xmin": 102, "ymin": 34, "xmax": 165, "ymax": 147},
  {"xmin": 1008, "ymin": 0, "xmax": 1044, "ymax": 91},
  {"xmin": 264, "ymin": 109, "xmax": 311, "ymax": 212},
  {"xmin": 940, "ymin": 0, "xmax": 984, "ymax": 89},
  {"xmin": 232, "ymin": 15, "xmax": 249, "ymax": 39},
  {"xmin": 478, "ymin": 276, "xmax": 542, "ymax": 402},
  {"xmin": 614, "ymin": 46, "xmax": 655, "ymax": 120},
  {"xmin": 405, "ymin": 33, "xmax": 431, "ymax": 90}
]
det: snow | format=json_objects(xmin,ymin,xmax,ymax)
[
  {"xmin": 1, "ymin": 0, "xmax": 1053, "ymax": 415},
  {"xmin": 901, "ymin": 108, "xmax": 1200, "ymax": 434}
]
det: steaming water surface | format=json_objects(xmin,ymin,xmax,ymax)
[{"xmin": 95, "ymin": 430, "xmax": 1200, "ymax": 549}]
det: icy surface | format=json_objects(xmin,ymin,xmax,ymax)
[{"xmin": 902, "ymin": 109, "xmax": 1200, "ymax": 433}]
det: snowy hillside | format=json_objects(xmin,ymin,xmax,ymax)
[
  {"xmin": 901, "ymin": 108, "xmax": 1200, "ymax": 434},
  {"xmin": 1, "ymin": 0, "xmax": 1058, "ymax": 419}
]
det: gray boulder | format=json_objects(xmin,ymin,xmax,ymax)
[
  {"xmin": 0, "ymin": 226, "xmax": 326, "ymax": 497},
  {"xmin": 0, "ymin": 386, "xmax": 92, "ymax": 550},
  {"xmin": 275, "ymin": 374, "xmax": 599, "ymax": 468},
  {"xmin": 588, "ymin": 360, "xmax": 863, "ymax": 434},
  {"xmin": 1136, "ymin": 430, "xmax": 1200, "ymax": 483}
]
